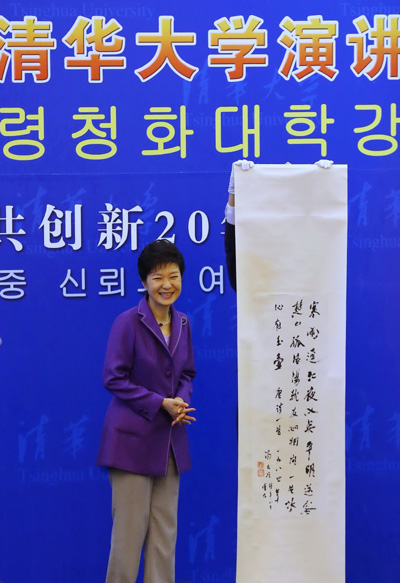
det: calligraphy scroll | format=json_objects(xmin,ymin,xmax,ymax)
[{"xmin": 235, "ymin": 164, "xmax": 347, "ymax": 583}]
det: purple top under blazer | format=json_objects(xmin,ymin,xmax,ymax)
[{"xmin": 97, "ymin": 297, "xmax": 196, "ymax": 477}]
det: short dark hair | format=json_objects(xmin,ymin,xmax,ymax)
[{"xmin": 138, "ymin": 239, "xmax": 185, "ymax": 282}]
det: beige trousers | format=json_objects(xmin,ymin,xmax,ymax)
[{"xmin": 106, "ymin": 455, "xmax": 180, "ymax": 583}]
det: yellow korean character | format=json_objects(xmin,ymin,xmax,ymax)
[
  {"xmin": 72, "ymin": 106, "xmax": 117, "ymax": 159},
  {"xmin": 142, "ymin": 106, "xmax": 193, "ymax": 158},
  {"xmin": 215, "ymin": 105, "xmax": 260, "ymax": 157},
  {"xmin": 354, "ymin": 103, "xmax": 399, "ymax": 156},
  {"xmin": 0, "ymin": 106, "xmax": 44, "ymax": 160},
  {"xmin": 284, "ymin": 104, "xmax": 334, "ymax": 156}
]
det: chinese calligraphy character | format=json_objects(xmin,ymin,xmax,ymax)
[
  {"xmin": 18, "ymin": 414, "xmax": 49, "ymax": 463},
  {"xmin": 0, "ymin": 16, "xmax": 56, "ymax": 82},
  {"xmin": 63, "ymin": 16, "xmax": 126, "ymax": 82},
  {"xmin": 278, "ymin": 15, "xmax": 338, "ymax": 80},
  {"xmin": 64, "ymin": 415, "xmax": 89, "ymax": 459},
  {"xmin": 285, "ymin": 497, "xmax": 296, "ymax": 512},
  {"xmin": 208, "ymin": 15, "xmax": 268, "ymax": 81},
  {"xmin": 39, "ymin": 204, "xmax": 83, "ymax": 250},
  {"xmin": 305, "ymin": 387, "xmax": 318, "ymax": 402},
  {"xmin": 290, "ymin": 335, "xmax": 305, "ymax": 348},
  {"xmin": 347, "ymin": 15, "xmax": 400, "ymax": 80},
  {"xmin": 386, "ymin": 188, "xmax": 400, "ymax": 227},
  {"xmin": 305, "ymin": 419, "xmax": 316, "ymax": 433},
  {"xmin": 309, "ymin": 301, "xmax": 320, "ymax": 317},
  {"xmin": 0, "ymin": 205, "xmax": 25, "ymax": 251},
  {"xmin": 98, "ymin": 203, "xmax": 144, "ymax": 250},
  {"xmin": 307, "ymin": 327, "xmax": 319, "ymax": 340},
  {"xmin": 274, "ymin": 352, "xmax": 284, "ymax": 370},
  {"xmin": 135, "ymin": 16, "xmax": 198, "ymax": 81},
  {"xmin": 291, "ymin": 299, "xmax": 303, "ymax": 316}
]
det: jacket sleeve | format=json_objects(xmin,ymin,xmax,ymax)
[
  {"xmin": 224, "ymin": 221, "xmax": 237, "ymax": 291},
  {"xmin": 175, "ymin": 318, "xmax": 196, "ymax": 405},
  {"xmin": 102, "ymin": 313, "xmax": 164, "ymax": 421}
]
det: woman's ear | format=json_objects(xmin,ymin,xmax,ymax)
[{"xmin": 141, "ymin": 280, "xmax": 147, "ymax": 290}]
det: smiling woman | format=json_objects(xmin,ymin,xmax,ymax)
[
  {"xmin": 97, "ymin": 239, "xmax": 196, "ymax": 583},
  {"xmin": 138, "ymin": 240, "xmax": 185, "ymax": 337},
  {"xmin": 142, "ymin": 264, "xmax": 182, "ymax": 326}
]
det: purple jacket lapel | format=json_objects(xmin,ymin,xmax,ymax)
[
  {"xmin": 169, "ymin": 306, "xmax": 183, "ymax": 356},
  {"xmin": 137, "ymin": 296, "xmax": 167, "ymax": 347},
  {"xmin": 137, "ymin": 296, "xmax": 183, "ymax": 356}
]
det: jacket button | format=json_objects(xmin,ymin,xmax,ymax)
[{"xmin": 166, "ymin": 371, "xmax": 172, "ymax": 377}]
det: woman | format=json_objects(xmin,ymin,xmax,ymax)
[{"xmin": 97, "ymin": 239, "xmax": 196, "ymax": 583}]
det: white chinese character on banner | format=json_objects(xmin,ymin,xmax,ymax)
[
  {"xmin": 98, "ymin": 203, "xmax": 144, "ymax": 250},
  {"xmin": 0, "ymin": 205, "xmax": 26, "ymax": 251},
  {"xmin": 39, "ymin": 204, "xmax": 83, "ymax": 250}
]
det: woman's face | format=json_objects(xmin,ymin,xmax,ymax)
[{"xmin": 143, "ymin": 262, "xmax": 182, "ymax": 311}]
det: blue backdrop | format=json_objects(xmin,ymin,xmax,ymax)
[{"xmin": 1, "ymin": 1, "xmax": 399, "ymax": 582}]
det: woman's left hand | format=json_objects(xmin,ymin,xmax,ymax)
[
  {"xmin": 162, "ymin": 396, "xmax": 196, "ymax": 426},
  {"xmin": 172, "ymin": 396, "xmax": 196, "ymax": 426},
  {"xmin": 172, "ymin": 407, "xmax": 196, "ymax": 426}
]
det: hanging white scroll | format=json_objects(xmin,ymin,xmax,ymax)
[{"xmin": 235, "ymin": 164, "xmax": 347, "ymax": 583}]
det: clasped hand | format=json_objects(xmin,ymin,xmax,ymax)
[{"xmin": 162, "ymin": 397, "xmax": 196, "ymax": 426}]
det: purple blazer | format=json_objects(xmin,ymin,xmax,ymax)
[{"xmin": 96, "ymin": 297, "xmax": 196, "ymax": 477}]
